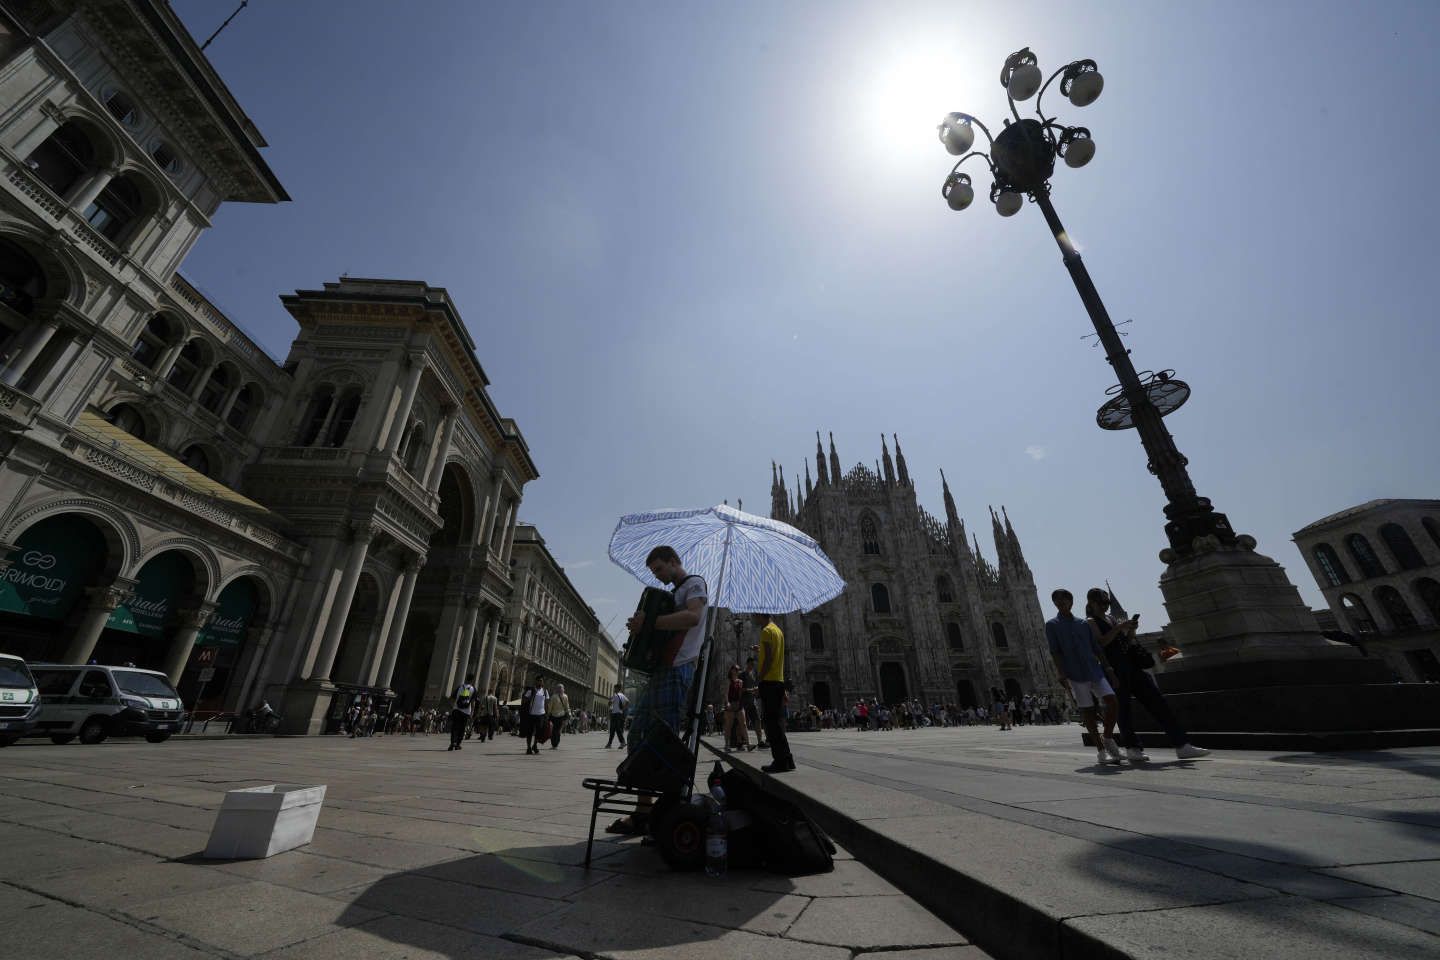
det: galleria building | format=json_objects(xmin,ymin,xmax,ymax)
[
  {"xmin": 0, "ymin": 1, "xmax": 618, "ymax": 732},
  {"xmin": 728, "ymin": 434, "xmax": 1062, "ymax": 713}
]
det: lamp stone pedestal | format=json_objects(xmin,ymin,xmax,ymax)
[{"xmin": 1131, "ymin": 535, "xmax": 1440, "ymax": 749}]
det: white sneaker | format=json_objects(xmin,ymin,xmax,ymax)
[
  {"xmin": 1103, "ymin": 738, "xmax": 1125, "ymax": 763},
  {"xmin": 1125, "ymin": 747, "xmax": 1150, "ymax": 763},
  {"xmin": 1096, "ymin": 748, "xmax": 1112, "ymax": 766},
  {"xmin": 1175, "ymin": 743, "xmax": 1211, "ymax": 760}
]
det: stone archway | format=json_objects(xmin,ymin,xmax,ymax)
[
  {"xmin": 879, "ymin": 661, "xmax": 908, "ymax": 705},
  {"xmin": 812, "ymin": 680, "xmax": 833, "ymax": 710},
  {"xmin": 96, "ymin": 548, "xmax": 207, "ymax": 671},
  {"xmin": 0, "ymin": 512, "xmax": 116, "ymax": 661}
]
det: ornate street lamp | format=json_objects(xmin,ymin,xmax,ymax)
[{"xmin": 937, "ymin": 48, "xmax": 1235, "ymax": 559}]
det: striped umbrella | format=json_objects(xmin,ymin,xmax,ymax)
[{"xmin": 608, "ymin": 504, "xmax": 845, "ymax": 614}]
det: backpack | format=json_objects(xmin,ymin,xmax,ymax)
[{"xmin": 719, "ymin": 769, "xmax": 835, "ymax": 875}]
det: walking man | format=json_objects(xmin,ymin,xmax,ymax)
[
  {"xmin": 478, "ymin": 685, "xmax": 499, "ymax": 741},
  {"xmin": 448, "ymin": 673, "xmax": 476, "ymax": 752},
  {"xmin": 1046, "ymin": 589, "xmax": 1125, "ymax": 766},
  {"xmin": 753, "ymin": 612, "xmax": 795, "ymax": 773},
  {"xmin": 524, "ymin": 674, "xmax": 549, "ymax": 755},
  {"xmin": 605, "ymin": 684, "xmax": 628, "ymax": 749},
  {"xmin": 548, "ymin": 682, "xmax": 571, "ymax": 749}
]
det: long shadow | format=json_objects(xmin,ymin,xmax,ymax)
[{"xmin": 1268, "ymin": 750, "xmax": 1440, "ymax": 783}]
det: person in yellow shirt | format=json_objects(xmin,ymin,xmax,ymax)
[{"xmin": 752, "ymin": 612, "xmax": 795, "ymax": 773}]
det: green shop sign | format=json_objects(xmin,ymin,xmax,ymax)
[
  {"xmin": 0, "ymin": 515, "xmax": 107, "ymax": 621},
  {"xmin": 107, "ymin": 552, "xmax": 193, "ymax": 637},
  {"xmin": 199, "ymin": 579, "xmax": 257, "ymax": 647}
]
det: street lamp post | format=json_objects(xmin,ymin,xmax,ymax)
[
  {"xmin": 728, "ymin": 614, "xmax": 746, "ymax": 671},
  {"xmin": 937, "ymin": 48, "xmax": 1236, "ymax": 559}
]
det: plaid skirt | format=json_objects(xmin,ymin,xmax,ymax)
[{"xmin": 626, "ymin": 660, "xmax": 696, "ymax": 756}]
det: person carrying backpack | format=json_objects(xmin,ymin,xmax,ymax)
[{"xmin": 448, "ymin": 673, "xmax": 477, "ymax": 752}]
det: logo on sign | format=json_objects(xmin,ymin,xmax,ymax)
[{"xmin": 21, "ymin": 551, "xmax": 56, "ymax": 569}]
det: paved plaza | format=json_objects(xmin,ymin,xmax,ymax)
[
  {"xmin": 720, "ymin": 726, "xmax": 1440, "ymax": 959},
  {"xmin": 0, "ymin": 729, "xmax": 979, "ymax": 960}
]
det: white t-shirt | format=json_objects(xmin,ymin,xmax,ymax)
[
  {"xmin": 528, "ymin": 686, "xmax": 549, "ymax": 716},
  {"xmin": 672, "ymin": 575, "xmax": 708, "ymax": 665},
  {"xmin": 609, "ymin": 692, "xmax": 628, "ymax": 715}
]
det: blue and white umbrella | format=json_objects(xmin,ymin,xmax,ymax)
[{"xmin": 608, "ymin": 504, "xmax": 845, "ymax": 614}]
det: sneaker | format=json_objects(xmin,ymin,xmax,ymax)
[
  {"xmin": 1103, "ymin": 738, "xmax": 1125, "ymax": 763},
  {"xmin": 1125, "ymin": 747, "xmax": 1150, "ymax": 763},
  {"xmin": 1096, "ymin": 748, "xmax": 1113, "ymax": 766},
  {"xmin": 1176, "ymin": 743, "xmax": 1211, "ymax": 760}
]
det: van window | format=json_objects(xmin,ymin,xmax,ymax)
[
  {"xmin": 113, "ymin": 670, "xmax": 178, "ymax": 698},
  {"xmin": 78, "ymin": 670, "xmax": 114, "ymax": 699},
  {"xmin": 0, "ymin": 660, "xmax": 33, "ymax": 688},
  {"xmin": 33, "ymin": 668, "xmax": 78, "ymax": 696}
]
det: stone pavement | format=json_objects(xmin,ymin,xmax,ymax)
[
  {"xmin": 715, "ymin": 725, "xmax": 1440, "ymax": 960},
  {"xmin": 0, "ymin": 730, "xmax": 982, "ymax": 960}
]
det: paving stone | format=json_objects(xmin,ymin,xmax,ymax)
[
  {"xmin": 211, "ymin": 849, "xmax": 391, "ymax": 894},
  {"xmin": 568, "ymin": 870, "xmax": 811, "ymax": 935},
  {"xmin": 1170, "ymin": 852, "xmax": 1396, "ymax": 900},
  {"xmin": 0, "ymin": 902, "xmax": 219, "ymax": 959},
  {"xmin": 1322, "ymin": 860, "xmax": 1440, "ymax": 902},
  {"xmin": 124, "ymin": 879, "xmax": 382, "ymax": 955},
  {"xmin": 510, "ymin": 901, "xmax": 852, "ymax": 960},
  {"xmin": 326, "ymin": 871, "xmax": 567, "ymax": 936},
  {"xmin": 749, "ymin": 857, "xmax": 903, "ymax": 897},
  {"xmin": 854, "ymin": 949, "xmax": 993, "ymax": 960},
  {"xmin": 1061, "ymin": 895, "xmax": 1440, "ymax": 960},
  {"xmin": 4, "ymin": 825, "xmax": 157, "ymax": 877},
  {"xmin": 785, "ymin": 894, "xmax": 967, "ymax": 949},
  {"xmin": 303, "ymin": 828, "xmax": 470, "ymax": 869},
  {"xmin": 0, "ymin": 881, "xmax": 57, "ymax": 922},
  {"xmin": 418, "ymin": 851, "xmax": 611, "ymax": 899},
  {"xmin": 260, "ymin": 915, "xmax": 577, "ymax": 959},
  {"xmin": 25, "ymin": 858, "xmax": 249, "ymax": 909}
]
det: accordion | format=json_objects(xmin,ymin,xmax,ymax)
[{"xmin": 622, "ymin": 586, "xmax": 685, "ymax": 674}]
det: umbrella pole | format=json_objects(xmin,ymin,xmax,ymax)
[{"xmin": 681, "ymin": 523, "xmax": 733, "ymax": 797}]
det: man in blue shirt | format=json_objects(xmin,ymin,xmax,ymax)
[{"xmin": 1045, "ymin": 588, "xmax": 1124, "ymax": 765}]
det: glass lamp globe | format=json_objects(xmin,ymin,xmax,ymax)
[
  {"xmin": 946, "ymin": 180, "xmax": 974, "ymax": 211},
  {"xmin": 1064, "ymin": 138, "xmax": 1095, "ymax": 168},
  {"xmin": 1068, "ymin": 70, "xmax": 1104, "ymax": 107},
  {"xmin": 1007, "ymin": 63, "xmax": 1042, "ymax": 101},
  {"xmin": 939, "ymin": 114, "xmax": 975, "ymax": 156},
  {"xmin": 995, "ymin": 190, "xmax": 1023, "ymax": 216}
]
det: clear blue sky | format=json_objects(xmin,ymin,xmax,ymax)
[{"xmin": 173, "ymin": 0, "xmax": 1440, "ymax": 643}]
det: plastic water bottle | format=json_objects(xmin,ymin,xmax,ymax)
[{"xmin": 704, "ymin": 783, "xmax": 728, "ymax": 878}]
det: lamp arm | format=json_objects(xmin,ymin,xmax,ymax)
[
  {"xmin": 1033, "ymin": 64, "xmax": 1074, "ymax": 125},
  {"xmin": 957, "ymin": 113, "xmax": 996, "ymax": 147}
]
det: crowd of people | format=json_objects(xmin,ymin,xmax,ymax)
[{"xmin": 328, "ymin": 682, "xmax": 623, "ymax": 746}]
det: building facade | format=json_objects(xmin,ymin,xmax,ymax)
[
  {"xmin": 754, "ymin": 433, "xmax": 1061, "ymax": 713},
  {"xmin": 0, "ymin": 1, "xmax": 609, "ymax": 734},
  {"xmin": 1292, "ymin": 499, "xmax": 1440, "ymax": 682}
]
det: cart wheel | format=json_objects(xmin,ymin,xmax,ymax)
[{"xmin": 653, "ymin": 800, "xmax": 708, "ymax": 872}]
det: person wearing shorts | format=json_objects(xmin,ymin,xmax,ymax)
[{"xmin": 1045, "ymin": 588, "xmax": 1124, "ymax": 766}]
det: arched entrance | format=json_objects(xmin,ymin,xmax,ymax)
[
  {"xmin": 955, "ymin": 679, "xmax": 977, "ymax": 709},
  {"xmin": 1003, "ymin": 678, "xmax": 1024, "ymax": 702},
  {"xmin": 0, "ymin": 513, "xmax": 114, "ymax": 661},
  {"xmin": 812, "ymin": 681, "xmax": 833, "ymax": 710},
  {"xmin": 330, "ymin": 573, "xmax": 381, "ymax": 684},
  {"xmin": 98, "ymin": 550, "xmax": 205, "ymax": 670},
  {"xmin": 435, "ymin": 464, "xmax": 474, "ymax": 547},
  {"xmin": 177, "ymin": 577, "xmax": 263, "ymax": 712},
  {"xmin": 391, "ymin": 612, "xmax": 436, "ymax": 710},
  {"xmin": 879, "ymin": 662, "xmax": 907, "ymax": 704}
]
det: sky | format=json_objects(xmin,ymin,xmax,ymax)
[{"xmin": 171, "ymin": 0, "xmax": 1440, "ymax": 645}]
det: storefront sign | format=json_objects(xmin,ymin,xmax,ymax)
[
  {"xmin": 0, "ymin": 515, "xmax": 106, "ymax": 621},
  {"xmin": 199, "ymin": 579, "xmax": 258, "ymax": 647},
  {"xmin": 106, "ymin": 552, "xmax": 193, "ymax": 637}
]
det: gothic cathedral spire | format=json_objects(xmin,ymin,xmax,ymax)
[
  {"xmin": 828, "ymin": 432, "xmax": 842, "ymax": 485},
  {"xmin": 893, "ymin": 434, "xmax": 910, "ymax": 487},
  {"xmin": 941, "ymin": 468, "xmax": 959, "ymax": 525},
  {"xmin": 881, "ymin": 435, "xmax": 895, "ymax": 485},
  {"xmin": 804, "ymin": 461, "xmax": 813, "ymax": 499},
  {"xmin": 815, "ymin": 431, "xmax": 829, "ymax": 486}
]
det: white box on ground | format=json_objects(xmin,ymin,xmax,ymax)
[{"xmin": 204, "ymin": 784, "xmax": 326, "ymax": 859}]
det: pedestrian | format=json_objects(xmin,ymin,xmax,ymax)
[
  {"xmin": 547, "ymin": 682, "xmax": 570, "ymax": 749},
  {"xmin": 1085, "ymin": 587, "xmax": 1210, "ymax": 762},
  {"xmin": 448, "ymin": 673, "xmax": 477, "ymax": 751},
  {"xmin": 606, "ymin": 545, "xmax": 707, "ymax": 835},
  {"xmin": 752, "ymin": 612, "xmax": 795, "ymax": 773},
  {"xmin": 523, "ymin": 674, "xmax": 549, "ymax": 755},
  {"xmin": 722, "ymin": 663, "xmax": 752, "ymax": 751},
  {"xmin": 742, "ymin": 656, "xmax": 766, "ymax": 749},
  {"xmin": 604, "ymin": 684, "xmax": 628, "ymax": 748},
  {"xmin": 1045, "ymin": 588, "xmax": 1125, "ymax": 766},
  {"xmin": 475, "ymin": 685, "xmax": 498, "ymax": 741}
]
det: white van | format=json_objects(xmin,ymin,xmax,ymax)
[
  {"xmin": 29, "ymin": 664, "xmax": 186, "ymax": 744},
  {"xmin": 0, "ymin": 653, "xmax": 41, "ymax": 746}
]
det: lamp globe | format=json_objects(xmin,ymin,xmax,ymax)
[
  {"xmin": 995, "ymin": 190, "xmax": 1024, "ymax": 216},
  {"xmin": 938, "ymin": 114, "xmax": 975, "ymax": 156},
  {"xmin": 1067, "ymin": 69, "xmax": 1103, "ymax": 107},
  {"xmin": 1007, "ymin": 62, "xmax": 1042, "ymax": 101},
  {"xmin": 1064, "ymin": 137, "xmax": 1096, "ymax": 168}
]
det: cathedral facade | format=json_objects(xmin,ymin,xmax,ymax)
[{"xmin": 764, "ymin": 433, "xmax": 1061, "ymax": 713}]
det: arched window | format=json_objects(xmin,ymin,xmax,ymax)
[
  {"xmin": 326, "ymin": 390, "xmax": 361, "ymax": 447},
  {"xmin": 1375, "ymin": 586, "xmax": 1418, "ymax": 631},
  {"xmin": 296, "ymin": 386, "xmax": 334, "ymax": 446},
  {"xmin": 1345, "ymin": 534, "xmax": 1386, "ymax": 579},
  {"xmin": 105, "ymin": 403, "xmax": 147, "ymax": 442},
  {"xmin": 871, "ymin": 583, "xmax": 890, "ymax": 614},
  {"xmin": 130, "ymin": 314, "xmax": 179, "ymax": 370},
  {"xmin": 403, "ymin": 421, "xmax": 427, "ymax": 474},
  {"xmin": 25, "ymin": 121, "xmax": 94, "ymax": 197},
  {"xmin": 946, "ymin": 622, "xmax": 963, "ymax": 651},
  {"xmin": 165, "ymin": 339, "xmax": 206, "ymax": 393},
  {"xmin": 1380, "ymin": 523, "xmax": 1425, "ymax": 572},
  {"xmin": 150, "ymin": 142, "xmax": 182, "ymax": 175},
  {"xmin": 1340, "ymin": 593, "xmax": 1377, "ymax": 634},
  {"xmin": 226, "ymin": 383, "xmax": 261, "ymax": 431},
  {"xmin": 198, "ymin": 363, "xmax": 233, "ymax": 414},
  {"xmin": 83, "ymin": 173, "xmax": 143, "ymax": 243},
  {"xmin": 809, "ymin": 623, "xmax": 824, "ymax": 653},
  {"xmin": 861, "ymin": 514, "xmax": 881, "ymax": 555},
  {"xmin": 1312, "ymin": 543, "xmax": 1350, "ymax": 587},
  {"xmin": 1414, "ymin": 578, "xmax": 1440, "ymax": 625},
  {"xmin": 935, "ymin": 574, "xmax": 955, "ymax": 603},
  {"xmin": 104, "ymin": 90, "xmax": 140, "ymax": 127},
  {"xmin": 990, "ymin": 622, "xmax": 1009, "ymax": 649},
  {"xmin": 0, "ymin": 239, "xmax": 46, "ymax": 355},
  {"xmin": 1424, "ymin": 518, "xmax": 1440, "ymax": 552},
  {"xmin": 179, "ymin": 444, "xmax": 210, "ymax": 477}
]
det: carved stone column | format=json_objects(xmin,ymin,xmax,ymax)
[
  {"xmin": 61, "ymin": 579, "xmax": 136, "ymax": 665},
  {"xmin": 374, "ymin": 555, "xmax": 423, "ymax": 689},
  {"xmin": 309, "ymin": 525, "xmax": 375, "ymax": 681},
  {"xmin": 163, "ymin": 603, "xmax": 217, "ymax": 685}
]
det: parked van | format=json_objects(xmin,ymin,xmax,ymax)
[
  {"xmin": 29, "ymin": 664, "xmax": 186, "ymax": 744},
  {"xmin": 0, "ymin": 653, "xmax": 41, "ymax": 746}
]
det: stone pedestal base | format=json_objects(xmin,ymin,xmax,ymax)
[{"xmin": 278, "ymin": 680, "xmax": 339, "ymax": 736}]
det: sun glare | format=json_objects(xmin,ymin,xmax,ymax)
[{"xmin": 857, "ymin": 32, "xmax": 984, "ymax": 168}]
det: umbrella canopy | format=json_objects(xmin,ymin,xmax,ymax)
[{"xmin": 608, "ymin": 504, "xmax": 845, "ymax": 614}]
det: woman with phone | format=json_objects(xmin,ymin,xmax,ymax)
[{"xmin": 1084, "ymin": 588, "xmax": 1211, "ymax": 762}]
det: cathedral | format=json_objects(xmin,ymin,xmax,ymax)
[{"xmin": 760, "ymin": 433, "xmax": 1061, "ymax": 713}]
